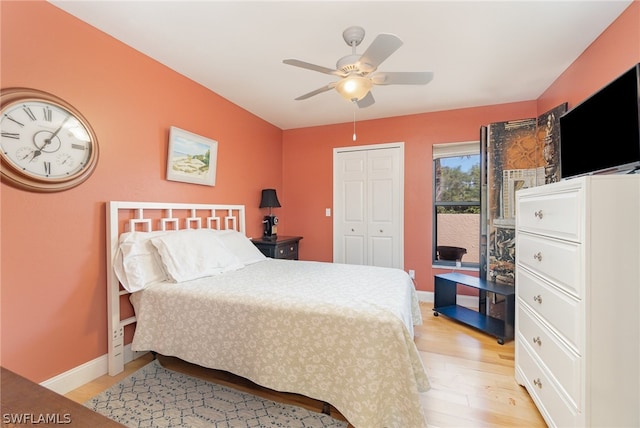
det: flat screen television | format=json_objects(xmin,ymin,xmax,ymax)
[{"xmin": 559, "ymin": 63, "xmax": 640, "ymax": 179}]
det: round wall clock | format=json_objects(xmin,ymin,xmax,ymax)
[{"xmin": 0, "ymin": 87, "xmax": 99, "ymax": 192}]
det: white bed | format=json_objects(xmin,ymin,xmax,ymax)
[{"xmin": 107, "ymin": 201, "xmax": 429, "ymax": 428}]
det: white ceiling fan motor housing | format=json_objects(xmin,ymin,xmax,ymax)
[
  {"xmin": 338, "ymin": 26, "xmax": 375, "ymax": 74},
  {"xmin": 342, "ymin": 26, "xmax": 365, "ymax": 47}
]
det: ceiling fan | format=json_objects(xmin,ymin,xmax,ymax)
[{"xmin": 283, "ymin": 26, "xmax": 434, "ymax": 108}]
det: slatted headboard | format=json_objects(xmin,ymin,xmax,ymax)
[{"xmin": 106, "ymin": 201, "xmax": 246, "ymax": 375}]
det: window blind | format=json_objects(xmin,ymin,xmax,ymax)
[{"xmin": 432, "ymin": 141, "xmax": 479, "ymax": 159}]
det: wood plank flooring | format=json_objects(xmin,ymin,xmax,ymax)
[{"xmin": 66, "ymin": 301, "xmax": 546, "ymax": 427}]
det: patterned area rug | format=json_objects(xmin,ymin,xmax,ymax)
[{"xmin": 85, "ymin": 359, "xmax": 347, "ymax": 428}]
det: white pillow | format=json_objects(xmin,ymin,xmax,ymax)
[
  {"xmin": 115, "ymin": 231, "xmax": 173, "ymax": 292},
  {"xmin": 216, "ymin": 230, "xmax": 267, "ymax": 265},
  {"xmin": 151, "ymin": 229, "xmax": 244, "ymax": 282}
]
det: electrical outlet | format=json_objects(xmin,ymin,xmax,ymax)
[{"xmin": 408, "ymin": 269, "xmax": 415, "ymax": 279}]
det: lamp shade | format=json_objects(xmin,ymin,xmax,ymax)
[
  {"xmin": 335, "ymin": 76, "xmax": 373, "ymax": 101},
  {"xmin": 259, "ymin": 188, "xmax": 281, "ymax": 208}
]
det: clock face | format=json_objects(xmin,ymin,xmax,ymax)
[{"xmin": 0, "ymin": 88, "xmax": 99, "ymax": 192}]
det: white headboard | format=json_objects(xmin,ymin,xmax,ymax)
[{"xmin": 106, "ymin": 201, "xmax": 246, "ymax": 375}]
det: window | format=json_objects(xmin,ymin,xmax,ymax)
[{"xmin": 433, "ymin": 142, "xmax": 480, "ymax": 267}]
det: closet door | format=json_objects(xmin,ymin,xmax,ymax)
[
  {"xmin": 335, "ymin": 149, "xmax": 367, "ymax": 265},
  {"xmin": 333, "ymin": 143, "xmax": 404, "ymax": 269}
]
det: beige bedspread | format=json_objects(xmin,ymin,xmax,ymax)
[{"xmin": 130, "ymin": 259, "xmax": 429, "ymax": 428}]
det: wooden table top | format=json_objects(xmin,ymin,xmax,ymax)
[{"xmin": 1, "ymin": 367, "xmax": 125, "ymax": 427}]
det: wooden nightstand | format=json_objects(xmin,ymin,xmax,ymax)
[{"xmin": 252, "ymin": 236, "xmax": 302, "ymax": 260}]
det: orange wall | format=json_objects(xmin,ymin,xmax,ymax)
[
  {"xmin": 1, "ymin": 1, "xmax": 638, "ymax": 384},
  {"xmin": 282, "ymin": 102, "xmax": 537, "ymax": 289},
  {"xmin": 0, "ymin": 1, "xmax": 282, "ymax": 381}
]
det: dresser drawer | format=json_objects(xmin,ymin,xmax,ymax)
[
  {"xmin": 517, "ymin": 303, "xmax": 581, "ymax": 406},
  {"xmin": 517, "ymin": 340, "xmax": 580, "ymax": 428},
  {"xmin": 517, "ymin": 267, "xmax": 582, "ymax": 351},
  {"xmin": 517, "ymin": 187, "xmax": 582, "ymax": 242},
  {"xmin": 517, "ymin": 233, "xmax": 582, "ymax": 298}
]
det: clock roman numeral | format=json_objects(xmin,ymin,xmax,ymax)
[
  {"xmin": 4, "ymin": 114, "xmax": 25, "ymax": 127},
  {"xmin": 23, "ymin": 106, "xmax": 36, "ymax": 121},
  {"xmin": 43, "ymin": 106, "xmax": 52, "ymax": 122},
  {"xmin": 1, "ymin": 131, "xmax": 20, "ymax": 139},
  {"xmin": 44, "ymin": 161, "xmax": 51, "ymax": 176}
]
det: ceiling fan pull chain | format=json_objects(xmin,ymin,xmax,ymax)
[{"xmin": 353, "ymin": 107, "xmax": 357, "ymax": 141}]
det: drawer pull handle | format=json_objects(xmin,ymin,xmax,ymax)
[
  {"xmin": 533, "ymin": 252, "xmax": 543, "ymax": 261},
  {"xmin": 533, "ymin": 378, "xmax": 543, "ymax": 389},
  {"xmin": 290, "ymin": 246, "xmax": 294, "ymax": 251},
  {"xmin": 380, "ymin": 229, "xmax": 383, "ymax": 233},
  {"xmin": 533, "ymin": 294, "xmax": 543, "ymax": 304},
  {"xmin": 534, "ymin": 210, "xmax": 544, "ymax": 219},
  {"xmin": 532, "ymin": 336, "xmax": 542, "ymax": 346},
  {"xmin": 351, "ymin": 228, "xmax": 355, "ymax": 232}
]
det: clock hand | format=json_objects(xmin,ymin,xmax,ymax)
[
  {"xmin": 29, "ymin": 149, "xmax": 43, "ymax": 162},
  {"xmin": 18, "ymin": 149, "xmax": 35, "ymax": 161},
  {"xmin": 31, "ymin": 116, "xmax": 69, "ymax": 154},
  {"xmin": 44, "ymin": 115, "xmax": 71, "ymax": 145}
]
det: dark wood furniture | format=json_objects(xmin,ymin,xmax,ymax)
[
  {"xmin": 252, "ymin": 236, "xmax": 302, "ymax": 260},
  {"xmin": 433, "ymin": 272, "xmax": 515, "ymax": 344},
  {"xmin": 0, "ymin": 367, "xmax": 125, "ymax": 427}
]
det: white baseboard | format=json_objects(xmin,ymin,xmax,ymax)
[
  {"xmin": 41, "ymin": 345, "xmax": 147, "ymax": 395},
  {"xmin": 417, "ymin": 290, "xmax": 434, "ymax": 302},
  {"xmin": 417, "ymin": 290, "xmax": 479, "ymax": 308}
]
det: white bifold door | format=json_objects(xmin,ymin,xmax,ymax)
[{"xmin": 333, "ymin": 143, "xmax": 404, "ymax": 269}]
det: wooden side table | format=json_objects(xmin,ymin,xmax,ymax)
[
  {"xmin": 433, "ymin": 272, "xmax": 515, "ymax": 344},
  {"xmin": 1, "ymin": 367, "xmax": 126, "ymax": 427},
  {"xmin": 252, "ymin": 236, "xmax": 302, "ymax": 260}
]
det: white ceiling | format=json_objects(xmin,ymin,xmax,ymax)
[{"xmin": 48, "ymin": 1, "xmax": 632, "ymax": 130}]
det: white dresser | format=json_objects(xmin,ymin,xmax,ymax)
[{"xmin": 515, "ymin": 174, "xmax": 639, "ymax": 428}]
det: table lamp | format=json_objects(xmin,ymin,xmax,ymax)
[{"xmin": 259, "ymin": 188, "xmax": 281, "ymax": 239}]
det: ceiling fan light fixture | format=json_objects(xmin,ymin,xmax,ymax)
[
  {"xmin": 284, "ymin": 26, "xmax": 433, "ymax": 108},
  {"xmin": 336, "ymin": 76, "xmax": 372, "ymax": 101}
]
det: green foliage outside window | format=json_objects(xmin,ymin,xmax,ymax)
[{"xmin": 434, "ymin": 156, "xmax": 480, "ymax": 214}]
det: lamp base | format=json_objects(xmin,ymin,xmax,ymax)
[{"xmin": 262, "ymin": 215, "xmax": 278, "ymax": 239}]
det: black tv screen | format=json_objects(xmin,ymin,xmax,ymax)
[{"xmin": 559, "ymin": 63, "xmax": 640, "ymax": 179}]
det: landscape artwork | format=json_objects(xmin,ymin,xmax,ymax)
[{"xmin": 166, "ymin": 126, "xmax": 217, "ymax": 186}]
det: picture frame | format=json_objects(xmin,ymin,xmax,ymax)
[{"xmin": 166, "ymin": 126, "xmax": 218, "ymax": 186}]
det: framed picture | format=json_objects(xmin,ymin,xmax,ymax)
[{"xmin": 166, "ymin": 126, "xmax": 218, "ymax": 186}]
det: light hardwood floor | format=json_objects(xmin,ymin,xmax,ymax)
[{"xmin": 65, "ymin": 301, "xmax": 546, "ymax": 427}]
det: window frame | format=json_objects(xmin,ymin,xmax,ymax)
[{"xmin": 432, "ymin": 141, "xmax": 481, "ymax": 269}]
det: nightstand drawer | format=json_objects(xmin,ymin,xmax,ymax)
[
  {"xmin": 275, "ymin": 243, "xmax": 298, "ymax": 259},
  {"xmin": 252, "ymin": 236, "xmax": 302, "ymax": 260}
]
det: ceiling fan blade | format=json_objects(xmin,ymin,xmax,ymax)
[
  {"xmin": 357, "ymin": 34, "xmax": 403, "ymax": 71},
  {"xmin": 283, "ymin": 59, "xmax": 342, "ymax": 76},
  {"xmin": 371, "ymin": 71, "xmax": 434, "ymax": 85},
  {"xmin": 356, "ymin": 91, "xmax": 375, "ymax": 108},
  {"xmin": 294, "ymin": 83, "xmax": 336, "ymax": 100}
]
